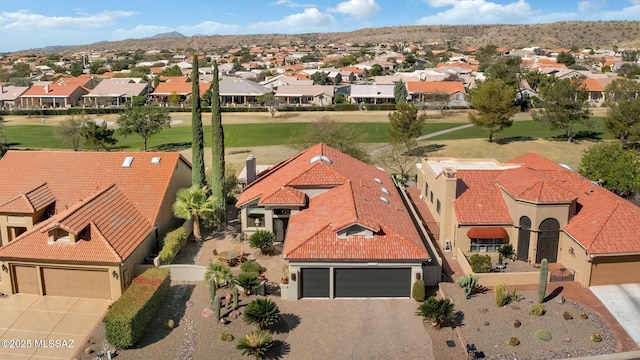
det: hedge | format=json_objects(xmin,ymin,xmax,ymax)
[
  {"xmin": 158, "ymin": 226, "xmax": 187, "ymax": 265},
  {"xmin": 103, "ymin": 267, "xmax": 171, "ymax": 349}
]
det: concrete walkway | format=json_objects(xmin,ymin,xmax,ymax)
[
  {"xmin": 591, "ymin": 284, "xmax": 640, "ymax": 347},
  {"xmin": 369, "ymin": 123, "xmax": 475, "ymax": 158},
  {"xmin": 274, "ymin": 298, "xmax": 434, "ymax": 360}
]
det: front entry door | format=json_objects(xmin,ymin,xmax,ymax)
[
  {"xmin": 517, "ymin": 216, "xmax": 531, "ymax": 261},
  {"xmin": 536, "ymin": 218, "xmax": 560, "ymax": 263}
]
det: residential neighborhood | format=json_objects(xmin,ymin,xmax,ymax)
[{"xmin": 2, "ymin": 19, "xmax": 640, "ymax": 360}]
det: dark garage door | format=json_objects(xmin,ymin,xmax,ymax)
[
  {"xmin": 334, "ymin": 268, "xmax": 411, "ymax": 298},
  {"xmin": 301, "ymin": 268, "xmax": 330, "ymax": 298}
]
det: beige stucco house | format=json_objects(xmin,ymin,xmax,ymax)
[
  {"xmin": 0, "ymin": 151, "xmax": 192, "ymax": 300},
  {"xmin": 417, "ymin": 153, "xmax": 640, "ymax": 287}
]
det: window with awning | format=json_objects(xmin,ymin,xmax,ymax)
[
  {"xmin": 467, "ymin": 227, "xmax": 508, "ymax": 253},
  {"xmin": 467, "ymin": 227, "xmax": 507, "ymax": 239}
]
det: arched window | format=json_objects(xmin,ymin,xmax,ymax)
[{"xmin": 536, "ymin": 218, "xmax": 560, "ymax": 263}]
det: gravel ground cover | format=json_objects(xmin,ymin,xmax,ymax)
[{"xmin": 439, "ymin": 282, "xmax": 617, "ymax": 360}]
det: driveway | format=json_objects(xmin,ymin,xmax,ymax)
[
  {"xmin": 590, "ymin": 284, "xmax": 640, "ymax": 346},
  {"xmin": 275, "ymin": 298, "xmax": 434, "ymax": 360},
  {"xmin": 0, "ymin": 294, "xmax": 110, "ymax": 360}
]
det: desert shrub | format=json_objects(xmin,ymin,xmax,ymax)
[
  {"xmin": 456, "ymin": 274, "xmax": 479, "ymax": 299},
  {"xmin": 220, "ymin": 332, "xmax": 234, "ymax": 342},
  {"xmin": 484, "ymin": 321, "xmax": 490, "ymax": 326},
  {"xmin": 234, "ymin": 272, "xmax": 260, "ymax": 295},
  {"xmin": 514, "ymin": 319, "xmax": 521, "ymax": 328},
  {"xmin": 416, "ymin": 297, "xmax": 456, "ymax": 328},
  {"xmin": 580, "ymin": 312, "xmax": 589, "ymax": 319},
  {"xmin": 495, "ymin": 283, "xmax": 509, "ymax": 307},
  {"xmin": 237, "ymin": 330, "xmax": 274, "ymax": 358},
  {"xmin": 534, "ymin": 329, "xmax": 552, "ymax": 341},
  {"xmin": 412, "ymin": 280, "xmax": 426, "ymax": 302},
  {"xmin": 469, "ymin": 254, "xmax": 492, "ymax": 273},
  {"xmin": 158, "ymin": 227, "xmax": 187, "ymax": 265},
  {"xmin": 509, "ymin": 290, "xmax": 524, "ymax": 302},
  {"xmin": 241, "ymin": 260, "xmax": 263, "ymax": 275},
  {"xmin": 507, "ymin": 337, "xmax": 520, "ymax": 346},
  {"xmin": 243, "ymin": 298, "xmax": 281, "ymax": 330},
  {"xmin": 249, "ymin": 230, "xmax": 275, "ymax": 254},
  {"xmin": 529, "ymin": 304, "xmax": 546, "ymax": 316},
  {"xmin": 103, "ymin": 268, "xmax": 171, "ymax": 349},
  {"xmin": 591, "ymin": 333, "xmax": 602, "ymax": 342},
  {"xmin": 563, "ymin": 311, "xmax": 573, "ymax": 320}
]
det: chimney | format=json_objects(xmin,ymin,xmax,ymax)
[
  {"xmin": 246, "ymin": 155, "xmax": 257, "ymax": 185},
  {"xmin": 0, "ymin": 84, "xmax": 3, "ymax": 93},
  {"xmin": 44, "ymin": 84, "xmax": 49, "ymax": 93}
]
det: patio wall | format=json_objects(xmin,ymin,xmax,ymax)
[{"xmin": 456, "ymin": 248, "xmax": 549, "ymax": 287}]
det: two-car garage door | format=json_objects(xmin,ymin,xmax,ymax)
[
  {"xmin": 13, "ymin": 265, "xmax": 111, "ymax": 299},
  {"xmin": 301, "ymin": 268, "xmax": 411, "ymax": 298}
]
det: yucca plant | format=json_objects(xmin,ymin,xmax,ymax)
[
  {"xmin": 204, "ymin": 261, "xmax": 232, "ymax": 288},
  {"xmin": 249, "ymin": 230, "xmax": 276, "ymax": 255},
  {"xmin": 243, "ymin": 298, "xmax": 281, "ymax": 330},
  {"xmin": 416, "ymin": 296, "xmax": 456, "ymax": 328},
  {"xmin": 234, "ymin": 272, "xmax": 260, "ymax": 295},
  {"xmin": 236, "ymin": 330, "xmax": 273, "ymax": 359}
]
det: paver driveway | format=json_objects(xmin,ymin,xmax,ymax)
[
  {"xmin": 0, "ymin": 294, "xmax": 110, "ymax": 360},
  {"xmin": 275, "ymin": 298, "xmax": 434, "ymax": 360}
]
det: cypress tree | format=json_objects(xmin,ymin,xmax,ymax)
[
  {"xmin": 191, "ymin": 54, "xmax": 206, "ymax": 187},
  {"xmin": 211, "ymin": 61, "xmax": 226, "ymax": 225}
]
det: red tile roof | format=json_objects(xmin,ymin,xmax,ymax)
[
  {"xmin": 259, "ymin": 186, "xmax": 306, "ymax": 206},
  {"xmin": 0, "ymin": 151, "xmax": 189, "ymax": 225},
  {"xmin": 454, "ymin": 170, "xmax": 513, "ymax": 224},
  {"xmin": 406, "ymin": 81, "xmax": 466, "ymax": 95},
  {"xmin": 454, "ymin": 152, "xmax": 640, "ymax": 255},
  {"xmin": 0, "ymin": 183, "xmax": 55, "ymax": 213},
  {"xmin": 0, "ymin": 151, "xmax": 190, "ymax": 263},
  {"xmin": 0, "ymin": 185, "xmax": 153, "ymax": 263},
  {"xmin": 237, "ymin": 144, "xmax": 427, "ymax": 261},
  {"xmin": 21, "ymin": 82, "xmax": 88, "ymax": 98}
]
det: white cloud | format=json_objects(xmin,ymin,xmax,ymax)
[
  {"xmin": 247, "ymin": 8, "xmax": 336, "ymax": 33},
  {"xmin": 329, "ymin": 0, "xmax": 381, "ymax": 19},
  {"xmin": 417, "ymin": 0, "xmax": 539, "ymax": 24},
  {"xmin": 271, "ymin": 0, "xmax": 315, "ymax": 7},
  {"xmin": 577, "ymin": 0, "xmax": 605, "ymax": 13},
  {"xmin": 0, "ymin": 9, "xmax": 135, "ymax": 31}
]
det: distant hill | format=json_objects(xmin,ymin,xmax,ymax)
[
  {"xmin": 12, "ymin": 21, "xmax": 640, "ymax": 54},
  {"xmin": 145, "ymin": 31, "xmax": 185, "ymax": 40}
]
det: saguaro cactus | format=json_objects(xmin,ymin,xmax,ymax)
[
  {"xmin": 213, "ymin": 294, "xmax": 221, "ymax": 321},
  {"xmin": 538, "ymin": 258, "xmax": 548, "ymax": 303},
  {"xmin": 232, "ymin": 286, "xmax": 239, "ymax": 310}
]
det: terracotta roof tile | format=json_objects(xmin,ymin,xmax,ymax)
[
  {"xmin": 259, "ymin": 186, "xmax": 306, "ymax": 206},
  {"xmin": 238, "ymin": 144, "xmax": 427, "ymax": 261},
  {"xmin": 495, "ymin": 168, "xmax": 577, "ymax": 203},
  {"xmin": 0, "ymin": 186, "xmax": 153, "ymax": 263},
  {"xmin": 454, "ymin": 170, "xmax": 513, "ymax": 224},
  {"xmin": 406, "ymin": 81, "xmax": 466, "ymax": 95},
  {"xmin": 0, "ymin": 183, "xmax": 55, "ymax": 213}
]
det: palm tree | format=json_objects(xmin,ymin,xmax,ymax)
[
  {"xmin": 172, "ymin": 185, "xmax": 215, "ymax": 241},
  {"xmin": 498, "ymin": 244, "xmax": 516, "ymax": 265},
  {"xmin": 236, "ymin": 330, "xmax": 273, "ymax": 359},
  {"xmin": 204, "ymin": 261, "xmax": 232, "ymax": 288},
  {"xmin": 243, "ymin": 298, "xmax": 280, "ymax": 330},
  {"xmin": 416, "ymin": 296, "xmax": 456, "ymax": 328}
]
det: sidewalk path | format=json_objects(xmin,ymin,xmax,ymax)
[{"xmin": 369, "ymin": 123, "xmax": 475, "ymax": 158}]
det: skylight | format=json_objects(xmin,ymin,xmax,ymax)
[
  {"xmin": 121, "ymin": 156, "xmax": 134, "ymax": 168},
  {"xmin": 374, "ymin": 178, "xmax": 383, "ymax": 184},
  {"xmin": 151, "ymin": 157, "xmax": 161, "ymax": 164},
  {"xmin": 379, "ymin": 196, "xmax": 389, "ymax": 204},
  {"xmin": 381, "ymin": 187, "xmax": 391, "ymax": 195},
  {"xmin": 309, "ymin": 155, "xmax": 333, "ymax": 164}
]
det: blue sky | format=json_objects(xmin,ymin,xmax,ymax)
[{"xmin": 1, "ymin": 0, "xmax": 639, "ymax": 52}]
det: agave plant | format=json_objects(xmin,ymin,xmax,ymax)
[
  {"xmin": 204, "ymin": 261, "xmax": 232, "ymax": 287},
  {"xmin": 234, "ymin": 272, "xmax": 260, "ymax": 295},
  {"xmin": 236, "ymin": 330, "xmax": 273, "ymax": 359},
  {"xmin": 243, "ymin": 298, "xmax": 281, "ymax": 330},
  {"xmin": 416, "ymin": 296, "xmax": 456, "ymax": 328},
  {"xmin": 249, "ymin": 230, "xmax": 276, "ymax": 255}
]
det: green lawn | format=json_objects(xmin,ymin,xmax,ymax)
[
  {"xmin": 3, "ymin": 118, "xmax": 613, "ymax": 151},
  {"xmin": 430, "ymin": 117, "xmax": 613, "ymax": 141},
  {"xmin": 4, "ymin": 122, "xmax": 462, "ymax": 150}
]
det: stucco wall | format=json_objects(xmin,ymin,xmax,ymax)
[{"xmin": 155, "ymin": 157, "xmax": 192, "ymax": 237}]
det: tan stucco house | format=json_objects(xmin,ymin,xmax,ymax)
[
  {"xmin": 416, "ymin": 153, "xmax": 640, "ymax": 287},
  {"xmin": 0, "ymin": 151, "xmax": 192, "ymax": 299},
  {"xmin": 236, "ymin": 144, "xmax": 439, "ymax": 299}
]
